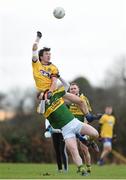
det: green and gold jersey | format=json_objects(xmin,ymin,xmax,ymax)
[
  {"xmin": 44, "ymin": 86, "xmax": 74, "ymax": 129},
  {"xmin": 68, "ymin": 94, "xmax": 92, "ymax": 122},
  {"xmin": 32, "ymin": 61, "xmax": 59, "ymax": 92}
]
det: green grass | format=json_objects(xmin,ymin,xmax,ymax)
[{"xmin": 0, "ymin": 163, "xmax": 126, "ymax": 179}]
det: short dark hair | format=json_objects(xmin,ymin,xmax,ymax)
[
  {"xmin": 70, "ymin": 82, "xmax": 79, "ymax": 87},
  {"xmin": 68, "ymin": 82, "xmax": 80, "ymax": 93},
  {"xmin": 38, "ymin": 47, "xmax": 51, "ymax": 61}
]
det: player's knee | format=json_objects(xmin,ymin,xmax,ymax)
[
  {"xmin": 67, "ymin": 143, "xmax": 76, "ymax": 153},
  {"xmin": 108, "ymin": 147, "xmax": 112, "ymax": 152},
  {"xmin": 91, "ymin": 128, "xmax": 99, "ymax": 139},
  {"xmin": 104, "ymin": 146, "xmax": 112, "ymax": 153},
  {"xmin": 71, "ymin": 147, "xmax": 80, "ymax": 158}
]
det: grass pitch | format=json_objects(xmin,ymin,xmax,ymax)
[{"xmin": 0, "ymin": 163, "xmax": 126, "ymax": 179}]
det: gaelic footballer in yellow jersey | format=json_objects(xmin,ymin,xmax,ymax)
[
  {"xmin": 68, "ymin": 82, "xmax": 92, "ymax": 122},
  {"xmin": 32, "ymin": 31, "xmax": 59, "ymax": 97},
  {"xmin": 68, "ymin": 93, "xmax": 92, "ymax": 122},
  {"xmin": 99, "ymin": 111, "xmax": 115, "ymax": 139},
  {"xmin": 68, "ymin": 82, "xmax": 100, "ymax": 173},
  {"xmin": 97, "ymin": 106, "xmax": 116, "ymax": 165}
]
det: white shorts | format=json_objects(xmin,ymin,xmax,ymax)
[
  {"xmin": 61, "ymin": 118, "xmax": 84, "ymax": 140},
  {"xmin": 102, "ymin": 138, "xmax": 112, "ymax": 148},
  {"xmin": 103, "ymin": 141, "xmax": 112, "ymax": 148}
]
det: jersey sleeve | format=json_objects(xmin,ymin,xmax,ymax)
[
  {"xmin": 32, "ymin": 60, "xmax": 39, "ymax": 68},
  {"xmin": 51, "ymin": 65, "xmax": 59, "ymax": 77},
  {"xmin": 84, "ymin": 96, "xmax": 92, "ymax": 112},
  {"xmin": 113, "ymin": 116, "xmax": 116, "ymax": 125},
  {"xmin": 80, "ymin": 94, "xmax": 92, "ymax": 112},
  {"xmin": 99, "ymin": 116, "xmax": 105, "ymax": 124}
]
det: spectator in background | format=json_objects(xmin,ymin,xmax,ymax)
[{"xmin": 97, "ymin": 106, "xmax": 116, "ymax": 165}]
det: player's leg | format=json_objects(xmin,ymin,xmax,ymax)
[
  {"xmin": 61, "ymin": 119, "xmax": 98, "ymax": 176},
  {"xmin": 65, "ymin": 137, "xmax": 82, "ymax": 166},
  {"xmin": 79, "ymin": 122, "xmax": 99, "ymax": 170},
  {"xmin": 65, "ymin": 137, "xmax": 87, "ymax": 176},
  {"xmin": 60, "ymin": 134, "xmax": 68, "ymax": 171},
  {"xmin": 98, "ymin": 138, "xmax": 112, "ymax": 165},
  {"xmin": 77, "ymin": 134, "xmax": 99, "ymax": 153},
  {"xmin": 62, "ymin": 120, "xmax": 84, "ymax": 167},
  {"xmin": 80, "ymin": 123, "xmax": 99, "ymax": 139},
  {"xmin": 101, "ymin": 146, "xmax": 112, "ymax": 159},
  {"xmin": 79, "ymin": 142, "xmax": 91, "ymax": 173},
  {"xmin": 52, "ymin": 133, "xmax": 62, "ymax": 171}
]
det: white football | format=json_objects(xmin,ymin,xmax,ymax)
[{"xmin": 53, "ymin": 7, "xmax": 65, "ymax": 19}]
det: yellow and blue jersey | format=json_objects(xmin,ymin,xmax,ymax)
[{"xmin": 99, "ymin": 114, "xmax": 115, "ymax": 138}]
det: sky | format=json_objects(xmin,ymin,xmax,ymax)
[{"xmin": 0, "ymin": 0, "xmax": 126, "ymax": 93}]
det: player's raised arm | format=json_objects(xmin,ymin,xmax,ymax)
[
  {"xmin": 58, "ymin": 76, "xmax": 70, "ymax": 92},
  {"xmin": 32, "ymin": 31, "xmax": 42, "ymax": 62}
]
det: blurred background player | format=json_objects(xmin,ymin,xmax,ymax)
[
  {"xmin": 45, "ymin": 119, "xmax": 68, "ymax": 173},
  {"xmin": 67, "ymin": 82, "xmax": 99, "ymax": 173},
  {"xmin": 97, "ymin": 106, "xmax": 116, "ymax": 165}
]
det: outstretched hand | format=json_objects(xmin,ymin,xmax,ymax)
[
  {"xmin": 85, "ymin": 113, "xmax": 102, "ymax": 123},
  {"xmin": 37, "ymin": 31, "xmax": 42, "ymax": 38}
]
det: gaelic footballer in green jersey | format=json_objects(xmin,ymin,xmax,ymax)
[
  {"xmin": 39, "ymin": 82, "xmax": 99, "ymax": 176},
  {"xmin": 44, "ymin": 86, "xmax": 75, "ymax": 129}
]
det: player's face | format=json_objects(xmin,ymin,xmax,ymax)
[
  {"xmin": 40, "ymin": 51, "xmax": 51, "ymax": 64},
  {"xmin": 105, "ymin": 107, "xmax": 113, "ymax": 115},
  {"xmin": 69, "ymin": 85, "xmax": 79, "ymax": 95}
]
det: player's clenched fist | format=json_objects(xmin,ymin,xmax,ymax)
[{"xmin": 37, "ymin": 31, "xmax": 42, "ymax": 38}]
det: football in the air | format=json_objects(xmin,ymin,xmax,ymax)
[{"xmin": 53, "ymin": 7, "xmax": 65, "ymax": 19}]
